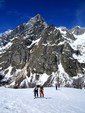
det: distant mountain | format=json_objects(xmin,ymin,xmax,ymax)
[{"xmin": 0, "ymin": 14, "xmax": 85, "ymax": 88}]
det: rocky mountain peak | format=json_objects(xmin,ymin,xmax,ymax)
[
  {"xmin": 71, "ymin": 26, "xmax": 85, "ymax": 35},
  {"xmin": 26, "ymin": 14, "xmax": 48, "ymax": 28},
  {"xmin": 0, "ymin": 14, "xmax": 85, "ymax": 88},
  {"xmin": 0, "ymin": 14, "xmax": 48, "ymax": 48},
  {"xmin": 29, "ymin": 14, "xmax": 44, "ymax": 22}
]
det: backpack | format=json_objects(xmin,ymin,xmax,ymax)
[
  {"xmin": 40, "ymin": 86, "xmax": 43, "ymax": 91},
  {"xmin": 34, "ymin": 87, "xmax": 38, "ymax": 92}
]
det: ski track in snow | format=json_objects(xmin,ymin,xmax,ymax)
[{"xmin": 0, "ymin": 87, "xmax": 85, "ymax": 113}]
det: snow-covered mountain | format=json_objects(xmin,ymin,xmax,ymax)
[
  {"xmin": 0, "ymin": 87, "xmax": 85, "ymax": 113},
  {"xmin": 0, "ymin": 14, "xmax": 85, "ymax": 88}
]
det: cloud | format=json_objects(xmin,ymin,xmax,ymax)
[
  {"xmin": 0, "ymin": 0, "xmax": 5, "ymax": 9},
  {"xmin": 0, "ymin": 24, "xmax": 12, "ymax": 33},
  {"xmin": 75, "ymin": 3, "xmax": 85, "ymax": 26},
  {"xmin": 20, "ymin": 15, "xmax": 31, "ymax": 20},
  {"xmin": 7, "ymin": 10, "xmax": 21, "ymax": 16},
  {"xmin": 7, "ymin": 10, "xmax": 31, "ymax": 21}
]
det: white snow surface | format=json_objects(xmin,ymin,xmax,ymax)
[
  {"xmin": 0, "ymin": 42, "xmax": 13, "ymax": 54},
  {"xmin": 0, "ymin": 87, "xmax": 85, "ymax": 113},
  {"xmin": 57, "ymin": 27, "xmax": 67, "ymax": 35},
  {"xmin": 70, "ymin": 33, "xmax": 85, "ymax": 63},
  {"xmin": 4, "ymin": 65, "xmax": 13, "ymax": 78},
  {"xmin": 24, "ymin": 72, "xmax": 49, "ymax": 86},
  {"xmin": 0, "ymin": 29, "xmax": 12, "ymax": 37},
  {"xmin": 27, "ymin": 38, "xmax": 41, "ymax": 48},
  {"xmin": 57, "ymin": 26, "xmax": 85, "ymax": 63}
]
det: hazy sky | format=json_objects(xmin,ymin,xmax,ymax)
[{"xmin": 0, "ymin": 0, "xmax": 85, "ymax": 32}]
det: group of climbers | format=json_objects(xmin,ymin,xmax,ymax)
[
  {"xmin": 33, "ymin": 85, "xmax": 44, "ymax": 98},
  {"xmin": 33, "ymin": 83, "xmax": 61, "ymax": 98}
]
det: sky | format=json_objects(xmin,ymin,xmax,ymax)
[{"xmin": 0, "ymin": 0, "xmax": 85, "ymax": 33}]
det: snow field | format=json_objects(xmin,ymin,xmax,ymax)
[{"xmin": 0, "ymin": 87, "xmax": 85, "ymax": 113}]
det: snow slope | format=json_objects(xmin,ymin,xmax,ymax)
[
  {"xmin": 70, "ymin": 33, "xmax": 85, "ymax": 63},
  {"xmin": 0, "ymin": 87, "xmax": 85, "ymax": 113}
]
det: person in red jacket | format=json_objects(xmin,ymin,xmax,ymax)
[{"xmin": 40, "ymin": 85, "xmax": 44, "ymax": 97}]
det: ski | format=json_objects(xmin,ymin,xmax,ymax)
[{"xmin": 34, "ymin": 97, "xmax": 47, "ymax": 99}]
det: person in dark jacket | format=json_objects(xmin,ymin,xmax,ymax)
[
  {"xmin": 34, "ymin": 86, "xmax": 38, "ymax": 98},
  {"xmin": 55, "ymin": 83, "xmax": 57, "ymax": 90}
]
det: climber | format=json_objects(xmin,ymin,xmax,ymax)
[
  {"xmin": 40, "ymin": 85, "xmax": 44, "ymax": 97},
  {"xmin": 34, "ymin": 86, "xmax": 38, "ymax": 98}
]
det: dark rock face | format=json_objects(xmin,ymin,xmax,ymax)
[
  {"xmin": 0, "ymin": 14, "xmax": 85, "ymax": 88},
  {"xmin": 72, "ymin": 76, "xmax": 85, "ymax": 89},
  {"xmin": 28, "ymin": 25, "xmax": 61, "ymax": 75},
  {"xmin": 61, "ymin": 42, "xmax": 83, "ymax": 77},
  {"xmin": 0, "ymin": 38, "xmax": 30, "ymax": 70},
  {"xmin": 0, "ymin": 14, "xmax": 47, "ymax": 68}
]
